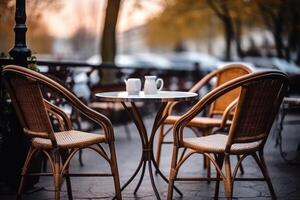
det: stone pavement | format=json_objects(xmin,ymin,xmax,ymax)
[{"xmin": 1, "ymin": 113, "xmax": 299, "ymax": 200}]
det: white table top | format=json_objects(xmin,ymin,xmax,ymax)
[{"xmin": 95, "ymin": 91, "xmax": 198, "ymax": 102}]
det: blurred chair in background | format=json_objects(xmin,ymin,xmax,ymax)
[{"xmin": 276, "ymin": 97, "xmax": 300, "ymax": 163}]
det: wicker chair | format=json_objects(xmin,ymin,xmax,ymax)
[
  {"xmin": 156, "ymin": 63, "xmax": 252, "ymax": 176},
  {"xmin": 167, "ymin": 70, "xmax": 289, "ymax": 199},
  {"xmin": 2, "ymin": 65, "xmax": 122, "ymax": 200}
]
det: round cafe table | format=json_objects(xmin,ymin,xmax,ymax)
[{"xmin": 96, "ymin": 91, "xmax": 198, "ymax": 199}]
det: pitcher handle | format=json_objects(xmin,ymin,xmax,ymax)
[{"xmin": 156, "ymin": 78, "xmax": 164, "ymax": 91}]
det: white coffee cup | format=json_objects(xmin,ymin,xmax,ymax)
[
  {"xmin": 144, "ymin": 76, "xmax": 164, "ymax": 95},
  {"xmin": 124, "ymin": 78, "xmax": 141, "ymax": 95}
]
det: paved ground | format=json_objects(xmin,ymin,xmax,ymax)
[{"xmin": 1, "ymin": 112, "xmax": 300, "ymax": 200}]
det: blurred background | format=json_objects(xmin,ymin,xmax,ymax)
[
  {"xmin": 1, "ymin": 0, "xmax": 300, "ymax": 130},
  {"xmin": 1, "ymin": 0, "xmax": 300, "ymax": 135},
  {"xmin": 1, "ymin": 0, "xmax": 299, "ymax": 72},
  {"xmin": 1, "ymin": 1, "xmax": 300, "ymax": 197}
]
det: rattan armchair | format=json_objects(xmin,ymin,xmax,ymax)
[
  {"xmin": 156, "ymin": 63, "xmax": 252, "ymax": 176},
  {"xmin": 167, "ymin": 70, "xmax": 288, "ymax": 199},
  {"xmin": 2, "ymin": 65, "xmax": 122, "ymax": 200}
]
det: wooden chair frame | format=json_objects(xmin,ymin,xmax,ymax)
[
  {"xmin": 2, "ymin": 65, "xmax": 122, "ymax": 200},
  {"xmin": 167, "ymin": 70, "xmax": 289, "ymax": 199},
  {"xmin": 156, "ymin": 64, "xmax": 252, "ymax": 177}
]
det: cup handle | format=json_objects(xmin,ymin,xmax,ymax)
[{"xmin": 156, "ymin": 78, "xmax": 164, "ymax": 91}]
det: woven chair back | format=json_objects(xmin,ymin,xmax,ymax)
[
  {"xmin": 227, "ymin": 74, "xmax": 288, "ymax": 144},
  {"xmin": 209, "ymin": 65, "xmax": 252, "ymax": 116},
  {"xmin": 3, "ymin": 69, "xmax": 54, "ymax": 139}
]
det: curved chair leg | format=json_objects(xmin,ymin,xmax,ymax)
[
  {"xmin": 203, "ymin": 129, "xmax": 208, "ymax": 170},
  {"xmin": 253, "ymin": 150, "xmax": 277, "ymax": 200},
  {"xmin": 78, "ymin": 149, "xmax": 84, "ymax": 167},
  {"xmin": 53, "ymin": 152, "xmax": 62, "ymax": 200},
  {"xmin": 202, "ymin": 128, "xmax": 212, "ymax": 181},
  {"xmin": 155, "ymin": 124, "xmax": 165, "ymax": 170},
  {"xmin": 167, "ymin": 146, "xmax": 179, "ymax": 200},
  {"xmin": 178, "ymin": 148, "xmax": 187, "ymax": 162},
  {"xmin": 214, "ymin": 154, "xmax": 224, "ymax": 199},
  {"xmin": 71, "ymin": 115, "xmax": 84, "ymax": 167},
  {"xmin": 61, "ymin": 150, "xmax": 73, "ymax": 200},
  {"xmin": 17, "ymin": 146, "xmax": 37, "ymax": 200},
  {"xmin": 236, "ymin": 155, "xmax": 244, "ymax": 175},
  {"xmin": 109, "ymin": 143, "xmax": 122, "ymax": 200},
  {"xmin": 206, "ymin": 154, "xmax": 211, "ymax": 182},
  {"xmin": 223, "ymin": 154, "xmax": 233, "ymax": 199},
  {"xmin": 64, "ymin": 171, "xmax": 72, "ymax": 200}
]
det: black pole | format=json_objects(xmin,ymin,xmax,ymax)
[
  {"xmin": 9, "ymin": 0, "xmax": 31, "ymax": 67},
  {"xmin": 2, "ymin": 0, "xmax": 38, "ymax": 191}
]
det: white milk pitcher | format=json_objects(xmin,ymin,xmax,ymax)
[
  {"xmin": 144, "ymin": 76, "xmax": 164, "ymax": 95},
  {"xmin": 124, "ymin": 78, "xmax": 141, "ymax": 95}
]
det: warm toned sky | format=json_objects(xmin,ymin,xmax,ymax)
[{"xmin": 42, "ymin": 0, "xmax": 163, "ymax": 38}]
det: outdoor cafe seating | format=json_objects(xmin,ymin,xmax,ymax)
[
  {"xmin": 167, "ymin": 70, "xmax": 288, "ymax": 199},
  {"xmin": 0, "ymin": 65, "xmax": 289, "ymax": 200},
  {"xmin": 155, "ymin": 63, "xmax": 252, "ymax": 178},
  {"xmin": 2, "ymin": 65, "xmax": 122, "ymax": 200}
]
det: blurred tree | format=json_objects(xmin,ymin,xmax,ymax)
[
  {"xmin": 145, "ymin": 0, "xmax": 298, "ymax": 64},
  {"xmin": 286, "ymin": 1, "xmax": 300, "ymax": 64},
  {"xmin": 99, "ymin": 0, "xmax": 151, "ymax": 84},
  {"xmin": 223, "ymin": 1, "xmax": 260, "ymax": 59},
  {"xmin": 0, "ymin": 0, "xmax": 15, "ymax": 54},
  {"xmin": 207, "ymin": 0, "xmax": 234, "ymax": 61},
  {"xmin": 101, "ymin": 0, "xmax": 121, "ymax": 63},
  {"xmin": 146, "ymin": 0, "xmax": 259, "ymax": 61},
  {"xmin": 100, "ymin": 0, "xmax": 121, "ymax": 84},
  {"xmin": 255, "ymin": 0, "xmax": 300, "ymax": 64},
  {"xmin": 146, "ymin": 0, "xmax": 217, "ymax": 51},
  {"xmin": 208, "ymin": 0, "xmax": 263, "ymax": 59},
  {"xmin": 256, "ymin": 0, "xmax": 287, "ymax": 59}
]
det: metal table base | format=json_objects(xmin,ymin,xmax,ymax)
[{"xmin": 120, "ymin": 102, "xmax": 182, "ymax": 199}]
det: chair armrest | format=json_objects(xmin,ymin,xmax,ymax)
[
  {"xmin": 44, "ymin": 99, "xmax": 72, "ymax": 131},
  {"xmin": 57, "ymin": 91, "xmax": 115, "ymax": 142},
  {"xmin": 220, "ymin": 98, "xmax": 238, "ymax": 129}
]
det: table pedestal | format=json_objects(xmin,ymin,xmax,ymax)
[{"xmin": 120, "ymin": 102, "xmax": 182, "ymax": 199}]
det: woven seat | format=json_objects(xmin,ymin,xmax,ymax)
[
  {"xmin": 156, "ymin": 63, "xmax": 252, "ymax": 176},
  {"xmin": 164, "ymin": 115, "xmax": 230, "ymax": 128},
  {"xmin": 167, "ymin": 70, "xmax": 289, "ymax": 199},
  {"xmin": 32, "ymin": 130, "xmax": 106, "ymax": 149},
  {"xmin": 2, "ymin": 65, "xmax": 122, "ymax": 200},
  {"xmin": 183, "ymin": 134, "xmax": 261, "ymax": 154}
]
